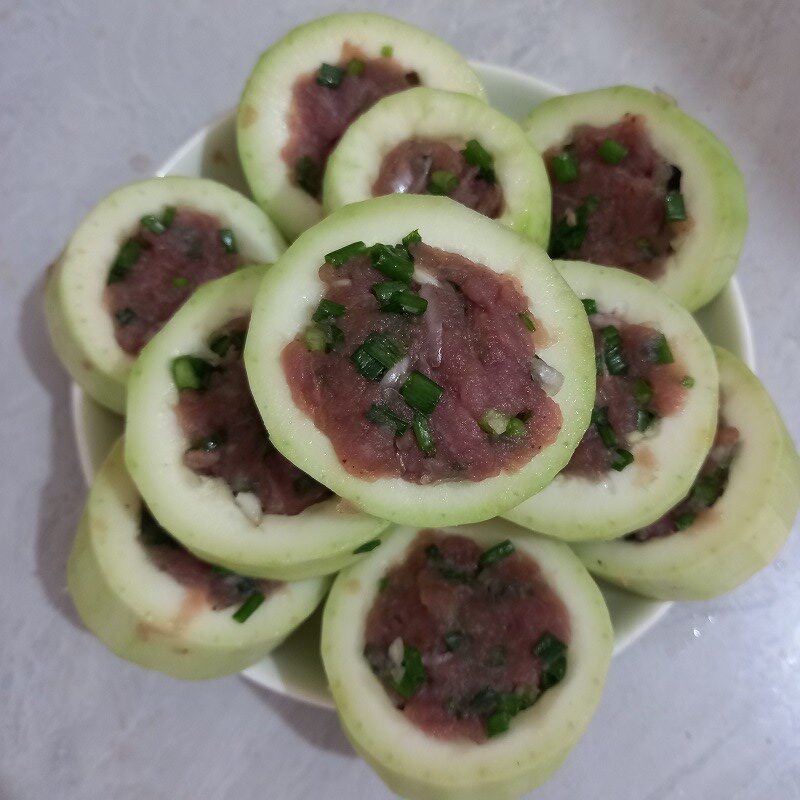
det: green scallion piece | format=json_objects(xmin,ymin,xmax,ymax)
[
  {"xmin": 518, "ymin": 311, "xmax": 536, "ymax": 331},
  {"xmin": 682, "ymin": 375, "xmax": 695, "ymax": 388},
  {"xmin": 303, "ymin": 326, "xmax": 326, "ymax": 352},
  {"xmin": 371, "ymin": 280, "xmax": 409, "ymax": 305},
  {"xmin": 427, "ymin": 170, "xmax": 459, "ymax": 196},
  {"xmin": 219, "ymin": 228, "xmax": 237, "ymax": 254},
  {"xmin": 295, "ymin": 156, "xmax": 322, "ymax": 197},
  {"xmin": 636, "ymin": 409, "xmax": 656, "ymax": 432},
  {"xmin": 325, "ymin": 240, "xmax": 368, "ymax": 267},
  {"xmin": 674, "ymin": 511, "xmax": 697, "ymax": 531},
  {"xmin": 382, "ymin": 289, "xmax": 428, "ymax": 315},
  {"xmin": 380, "ymin": 44, "xmax": 394, "ymax": 57},
  {"xmin": 478, "ymin": 539, "xmax": 515, "ymax": 569},
  {"xmin": 598, "ymin": 138, "xmax": 628, "ymax": 164},
  {"xmin": 582, "ymin": 298, "xmax": 598, "ymax": 315},
  {"xmin": 479, "ymin": 409, "xmax": 512, "ymax": 436},
  {"xmin": 505, "ymin": 417, "xmax": 527, "ymax": 437},
  {"xmin": 533, "ymin": 632, "xmax": 567, "ymax": 691},
  {"xmin": 161, "ymin": 206, "xmax": 177, "ymax": 228},
  {"xmin": 140, "ymin": 214, "xmax": 166, "ymax": 235},
  {"xmin": 370, "ymin": 243, "xmax": 414, "ymax": 282},
  {"xmin": 601, "ymin": 325, "xmax": 628, "ymax": 375},
  {"xmin": 346, "ymin": 57, "xmax": 365, "ymax": 76},
  {"xmin": 209, "ymin": 334, "xmax": 230, "ymax": 357},
  {"xmin": 233, "ymin": 591, "xmax": 265, "ymax": 623},
  {"xmin": 400, "ymin": 371, "xmax": 443, "ymax": 415},
  {"xmin": 378, "ymin": 576, "xmax": 389, "ymax": 592},
  {"xmin": 649, "ymin": 333, "xmax": 674, "ymax": 364},
  {"xmin": 486, "ymin": 712, "xmax": 511, "ymax": 737},
  {"xmin": 366, "ymin": 403, "xmax": 408, "ymax": 435},
  {"xmin": 312, "ymin": 298, "xmax": 345, "ymax": 322},
  {"xmin": 412, "ymin": 411, "xmax": 436, "ymax": 456},
  {"xmin": 107, "ymin": 238, "xmax": 142, "ymax": 283},
  {"xmin": 171, "ymin": 355, "xmax": 213, "ymax": 391},
  {"xmin": 392, "ymin": 645, "xmax": 426, "ymax": 698},
  {"xmin": 664, "ymin": 190, "xmax": 687, "ymax": 222},
  {"xmin": 353, "ymin": 539, "xmax": 381, "ymax": 554},
  {"xmin": 551, "ymin": 151, "xmax": 578, "ymax": 182},
  {"xmin": 171, "ymin": 276, "xmax": 189, "ymax": 288},
  {"xmin": 351, "ymin": 333, "xmax": 404, "ymax": 381},
  {"xmin": 633, "ymin": 377, "xmax": 653, "ymax": 407},
  {"xmin": 461, "ymin": 139, "xmax": 496, "ymax": 183},
  {"xmin": 401, "ymin": 229, "xmax": 422, "ymax": 249},
  {"xmin": 591, "ymin": 406, "xmax": 617, "ymax": 448},
  {"xmin": 114, "ymin": 307, "xmax": 136, "ymax": 326},
  {"xmin": 611, "ymin": 448, "xmax": 634, "ymax": 471},
  {"xmin": 316, "ymin": 62, "xmax": 345, "ymax": 88}
]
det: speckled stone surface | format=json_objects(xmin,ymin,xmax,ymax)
[{"xmin": 2, "ymin": 1, "xmax": 799, "ymax": 798}]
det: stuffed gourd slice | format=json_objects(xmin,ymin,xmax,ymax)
[
  {"xmin": 321, "ymin": 520, "xmax": 613, "ymax": 800},
  {"xmin": 44, "ymin": 176, "xmax": 286, "ymax": 413},
  {"xmin": 237, "ymin": 12, "xmax": 486, "ymax": 241},
  {"xmin": 573, "ymin": 348, "xmax": 800, "ymax": 600},
  {"xmin": 68, "ymin": 439, "xmax": 329, "ymax": 680},
  {"xmin": 245, "ymin": 195, "xmax": 595, "ymax": 527},
  {"xmin": 323, "ymin": 87, "xmax": 551, "ymax": 246},
  {"xmin": 125, "ymin": 264, "xmax": 390, "ymax": 580},
  {"xmin": 504, "ymin": 260, "xmax": 718, "ymax": 541},
  {"xmin": 523, "ymin": 85, "xmax": 747, "ymax": 311}
]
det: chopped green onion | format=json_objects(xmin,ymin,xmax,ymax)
[
  {"xmin": 427, "ymin": 170, "xmax": 459, "ymax": 196},
  {"xmin": 382, "ymin": 289, "xmax": 428, "ymax": 315},
  {"xmin": 401, "ymin": 229, "xmax": 422, "ymax": 249},
  {"xmin": 295, "ymin": 156, "xmax": 322, "ymax": 197},
  {"xmin": 610, "ymin": 448, "xmax": 634, "ymax": 471},
  {"xmin": 325, "ymin": 240, "xmax": 367, "ymax": 267},
  {"xmin": 636, "ymin": 409, "xmax": 656, "ymax": 432},
  {"xmin": 533, "ymin": 632, "xmax": 567, "ymax": 691},
  {"xmin": 400, "ymin": 371, "xmax": 443, "ymax": 415},
  {"xmin": 346, "ymin": 57, "xmax": 365, "ymax": 76},
  {"xmin": 378, "ymin": 576, "xmax": 389, "ymax": 592},
  {"xmin": 161, "ymin": 206, "xmax": 177, "ymax": 228},
  {"xmin": 353, "ymin": 539, "xmax": 381, "ymax": 554},
  {"xmin": 461, "ymin": 139, "xmax": 496, "ymax": 183},
  {"xmin": 485, "ymin": 710, "xmax": 511, "ymax": 738},
  {"xmin": 591, "ymin": 406, "xmax": 617, "ymax": 448},
  {"xmin": 392, "ymin": 645, "xmax": 426, "ymax": 698},
  {"xmin": 478, "ymin": 539, "xmax": 515, "ymax": 569},
  {"xmin": 316, "ymin": 62, "xmax": 344, "ymax": 88},
  {"xmin": 320, "ymin": 322, "xmax": 343, "ymax": 352},
  {"xmin": 219, "ymin": 228, "xmax": 237, "ymax": 254},
  {"xmin": 370, "ymin": 243, "xmax": 414, "ymax": 282},
  {"xmin": 380, "ymin": 44, "xmax": 393, "ymax": 57},
  {"xmin": 233, "ymin": 591, "xmax": 265, "ymax": 623},
  {"xmin": 582, "ymin": 298, "xmax": 598, "ymax": 315},
  {"xmin": 636, "ymin": 237, "xmax": 656, "ymax": 260},
  {"xmin": 303, "ymin": 325, "xmax": 326, "ymax": 352},
  {"xmin": 598, "ymin": 138, "xmax": 628, "ymax": 164},
  {"xmin": 366, "ymin": 403, "xmax": 408, "ymax": 435},
  {"xmin": 412, "ymin": 411, "xmax": 436, "ymax": 456},
  {"xmin": 675, "ymin": 511, "xmax": 697, "ymax": 531},
  {"xmin": 171, "ymin": 355, "xmax": 213, "ymax": 390},
  {"xmin": 209, "ymin": 333, "xmax": 237, "ymax": 357},
  {"xmin": 682, "ymin": 375, "xmax": 695, "ymax": 388},
  {"xmin": 548, "ymin": 195, "xmax": 598, "ymax": 258},
  {"xmin": 479, "ymin": 409, "xmax": 511, "ymax": 436},
  {"xmin": 691, "ymin": 468, "xmax": 729, "ymax": 507},
  {"xmin": 114, "ymin": 307, "xmax": 136, "ymax": 326},
  {"xmin": 633, "ymin": 377, "xmax": 653, "ymax": 407},
  {"xmin": 551, "ymin": 151, "xmax": 578, "ymax": 182},
  {"xmin": 351, "ymin": 333, "xmax": 404, "ymax": 381},
  {"xmin": 505, "ymin": 417, "xmax": 527, "ymax": 437},
  {"xmin": 171, "ymin": 276, "xmax": 189, "ymax": 288},
  {"xmin": 444, "ymin": 630, "xmax": 465, "ymax": 652},
  {"xmin": 649, "ymin": 333, "xmax": 674, "ymax": 364},
  {"xmin": 518, "ymin": 311, "xmax": 536, "ymax": 331},
  {"xmin": 371, "ymin": 280, "xmax": 409, "ymax": 305},
  {"xmin": 107, "ymin": 238, "xmax": 141, "ymax": 283},
  {"xmin": 664, "ymin": 190, "xmax": 687, "ymax": 222},
  {"xmin": 601, "ymin": 325, "xmax": 628, "ymax": 375},
  {"xmin": 140, "ymin": 214, "xmax": 167, "ymax": 235},
  {"xmin": 312, "ymin": 298, "xmax": 345, "ymax": 322},
  {"xmin": 595, "ymin": 350, "xmax": 605, "ymax": 376}
]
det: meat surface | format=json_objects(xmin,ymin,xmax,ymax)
[
  {"xmin": 364, "ymin": 531, "xmax": 570, "ymax": 742},
  {"xmin": 545, "ymin": 114, "xmax": 685, "ymax": 279},
  {"xmin": 373, "ymin": 139, "xmax": 504, "ymax": 218},
  {"xmin": 282, "ymin": 242, "xmax": 562, "ymax": 484},
  {"xmin": 105, "ymin": 208, "xmax": 243, "ymax": 354},
  {"xmin": 176, "ymin": 318, "xmax": 331, "ymax": 515}
]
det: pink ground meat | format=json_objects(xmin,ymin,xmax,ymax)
[
  {"xmin": 564, "ymin": 312, "xmax": 687, "ymax": 479},
  {"xmin": 105, "ymin": 208, "xmax": 243, "ymax": 355},
  {"xmin": 372, "ymin": 139, "xmax": 504, "ymax": 218},
  {"xmin": 139, "ymin": 506, "xmax": 279, "ymax": 610},
  {"xmin": 282, "ymin": 241, "xmax": 562, "ymax": 484},
  {"xmin": 364, "ymin": 531, "xmax": 570, "ymax": 742},
  {"xmin": 627, "ymin": 419, "xmax": 739, "ymax": 541},
  {"xmin": 175, "ymin": 318, "xmax": 331, "ymax": 516},
  {"xmin": 546, "ymin": 114, "xmax": 687, "ymax": 279},
  {"xmin": 282, "ymin": 47, "xmax": 420, "ymax": 198}
]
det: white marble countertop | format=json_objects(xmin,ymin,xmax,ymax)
[{"xmin": 2, "ymin": 1, "xmax": 799, "ymax": 798}]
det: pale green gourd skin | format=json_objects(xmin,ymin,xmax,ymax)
[
  {"xmin": 504, "ymin": 260, "xmax": 719, "ymax": 542},
  {"xmin": 573, "ymin": 348, "xmax": 800, "ymax": 600},
  {"xmin": 323, "ymin": 87, "xmax": 551, "ymax": 246},
  {"xmin": 321, "ymin": 520, "xmax": 613, "ymax": 800},
  {"xmin": 124, "ymin": 265, "xmax": 391, "ymax": 580},
  {"xmin": 244, "ymin": 194, "xmax": 596, "ymax": 527},
  {"xmin": 43, "ymin": 177, "xmax": 286, "ymax": 414},
  {"xmin": 522, "ymin": 85, "xmax": 748, "ymax": 312},
  {"xmin": 68, "ymin": 439, "xmax": 330, "ymax": 680},
  {"xmin": 236, "ymin": 12, "xmax": 487, "ymax": 241}
]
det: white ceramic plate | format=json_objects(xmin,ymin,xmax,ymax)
[{"xmin": 72, "ymin": 62, "xmax": 755, "ymax": 709}]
